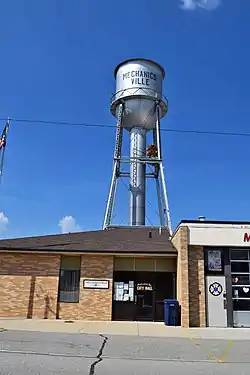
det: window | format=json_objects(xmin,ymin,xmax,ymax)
[
  {"xmin": 230, "ymin": 249, "xmax": 250, "ymax": 273},
  {"xmin": 230, "ymin": 249, "xmax": 250, "ymax": 312},
  {"xmin": 230, "ymin": 250, "xmax": 249, "ymax": 261},
  {"xmin": 232, "ymin": 274, "xmax": 250, "ymax": 285},
  {"xmin": 58, "ymin": 256, "xmax": 81, "ymax": 303},
  {"xmin": 233, "ymin": 286, "xmax": 250, "ymax": 299},
  {"xmin": 233, "ymin": 299, "xmax": 250, "ymax": 311},
  {"xmin": 113, "ymin": 281, "xmax": 134, "ymax": 302},
  {"xmin": 231, "ymin": 261, "xmax": 249, "ymax": 273}
]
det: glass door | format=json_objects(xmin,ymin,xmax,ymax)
[
  {"xmin": 231, "ymin": 249, "xmax": 250, "ymax": 327},
  {"xmin": 135, "ymin": 280, "xmax": 153, "ymax": 321},
  {"xmin": 112, "ymin": 279, "xmax": 135, "ymax": 321}
]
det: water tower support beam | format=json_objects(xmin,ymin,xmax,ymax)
[
  {"xmin": 102, "ymin": 103, "xmax": 124, "ymax": 229},
  {"xmin": 155, "ymin": 102, "xmax": 172, "ymax": 235},
  {"xmin": 156, "ymin": 178, "xmax": 165, "ymax": 227}
]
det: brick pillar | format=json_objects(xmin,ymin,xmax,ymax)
[
  {"xmin": 188, "ymin": 246, "xmax": 206, "ymax": 327},
  {"xmin": 172, "ymin": 226, "xmax": 189, "ymax": 327}
]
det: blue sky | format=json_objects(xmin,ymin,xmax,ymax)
[{"xmin": 0, "ymin": 0, "xmax": 249, "ymax": 238}]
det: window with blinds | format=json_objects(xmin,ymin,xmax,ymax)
[{"xmin": 58, "ymin": 256, "xmax": 81, "ymax": 303}]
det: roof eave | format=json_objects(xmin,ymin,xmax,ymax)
[{"xmin": 0, "ymin": 248, "xmax": 177, "ymax": 256}]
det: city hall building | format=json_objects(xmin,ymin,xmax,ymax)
[{"xmin": 0, "ymin": 220, "xmax": 250, "ymax": 328}]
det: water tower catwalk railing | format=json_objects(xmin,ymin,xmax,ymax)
[{"xmin": 103, "ymin": 58, "xmax": 172, "ymax": 234}]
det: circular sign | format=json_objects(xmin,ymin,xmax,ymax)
[{"xmin": 209, "ymin": 282, "xmax": 223, "ymax": 296}]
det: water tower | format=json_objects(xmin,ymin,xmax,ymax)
[{"xmin": 103, "ymin": 58, "xmax": 172, "ymax": 234}]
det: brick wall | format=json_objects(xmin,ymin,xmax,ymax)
[
  {"xmin": 188, "ymin": 245, "xmax": 206, "ymax": 327},
  {"xmin": 172, "ymin": 227, "xmax": 207, "ymax": 327},
  {"xmin": 58, "ymin": 255, "xmax": 114, "ymax": 321},
  {"xmin": 0, "ymin": 253, "xmax": 60, "ymax": 318},
  {"xmin": 0, "ymin": 253, "xmax": 114, "ymax": 321},
  {"xmin": 172, "ymin": 226, "xmax": 189, "ymax": 327},
  {"xmin": 1, "ymin": 251, "xmax": 185, "ymax": 323}
]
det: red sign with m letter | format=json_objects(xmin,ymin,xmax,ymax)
[{"xmin": 244, "ymin": 233, "xmax": 250, "ymax": 242}]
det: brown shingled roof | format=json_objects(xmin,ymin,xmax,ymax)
[{"xmin": 0, "ymin": 226, "xmax": 176, "ymax": 254}]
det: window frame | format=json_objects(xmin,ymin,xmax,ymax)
[{"xmin": 58, "ymin": 256, "xmax": 81, "ymax": 303}]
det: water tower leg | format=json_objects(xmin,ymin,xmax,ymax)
[
  {"xmin": 159, "ymin": 163, "xmax": 172, "ymax": 235},
  {"xmin": 129, "ymin": 127, "xmax": 146, "ymax": 226},
  {"xmin": 102, "ymin": 104, "xmax": 124, "ymax": 229},
  {"xmin": 155, "ymin": 102, "xmax": 172, "ymax": 235},
  {"xmin": 156, "ymin": 177, "xmax": 164, "ymax": 227},
  {"xmin": 102, "ymin": 163, "xmax": 118, "ymax": 229}
]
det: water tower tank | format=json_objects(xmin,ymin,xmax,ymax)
[{"xmin": 110, "ymin": 58, "xmax": 168, "ymax": 130}]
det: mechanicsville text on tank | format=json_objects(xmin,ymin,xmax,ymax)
[{"xmin": 122, "ymin": 70, "xmax": 157, "ymax": 87}]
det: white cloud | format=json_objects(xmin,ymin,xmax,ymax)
[
  {"xmin": 0, "ymin": 212, "xmax": 9, "ymax": 234},
  {"xmin": 180, "ymin": 0, "xmax": 196, "ymax": 9},
  {"xmin": 58, "ymin": 215, "xmax": 82, "ymax": 234},
  {"xmin": 179, "ymin": 0, "xmax": 221, "ymax": 11}
]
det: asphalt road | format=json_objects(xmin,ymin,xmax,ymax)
[{"xmin": 1, "ymin": 330, "xmax": 250, "ymax": 374}]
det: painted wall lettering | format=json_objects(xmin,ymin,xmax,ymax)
[
  {"xmin": 244, "ymin": 233, "xmax": 250, "ymax": 242},
  {"xmin": 122, "ymin": 70, "xmax": 157, "ymax": 86}
]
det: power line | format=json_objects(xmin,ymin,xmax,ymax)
[
  {"xmin": 0, "ymin": 117, "xmax": 250, "ymax": 138},
  {"xmin": 1, "ymin": 118, "xmax": 114, "ymax": 129}
]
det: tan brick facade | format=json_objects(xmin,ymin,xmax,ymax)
[
  {"xmin": 172, "ymin": 227, "xmax": 206, "ymax": 327},
  {"xmin": 188, "ymin": 246, "xmax": 206, "ymax": 327},
  {"xmin": 0, "ymin": 243, "xmax": 205, "ymax": 326},
  {"xmin": 0, "ymin": 253, "xmax": 60, "ymax": 318},
  {"xmin": 172, "ymin": 226, "xmax": 190, "ymax": 327},
  {"xmin": 0, "ymin": 253, "xmax": 114, "ymax": 321},
  {"xmin": 58, "ymin": 256, "xmax": 113, "ymax": 321}
]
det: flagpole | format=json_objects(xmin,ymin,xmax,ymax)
[{"xmin": 0, "ymin": 117, "xmax": 10, "ymax": 184}]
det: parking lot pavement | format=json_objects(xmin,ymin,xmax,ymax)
[{"xmin": 1, "ymin": 330, "xmax": 250, "ymax": 374}]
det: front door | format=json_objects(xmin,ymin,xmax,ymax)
[
  {"xmin": 112, "ymin": 271, "xmax": 175, "ymax": 322},
  {"xmin": 206, "ymin": 275, "xmax": 227, "ymax": 327},
  {"xmin": 135, "ymin": 280, "xmax": 154, "ymax": 321}
]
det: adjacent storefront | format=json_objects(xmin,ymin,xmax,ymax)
[{"xmin": 173, "ymin": 220, "xmax": 250, "ymax": 328}]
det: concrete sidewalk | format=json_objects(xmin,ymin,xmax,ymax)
[{"xmin": 1, "ymin": 318, "xmax": 250, "ymax": 340}]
